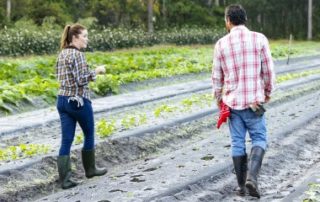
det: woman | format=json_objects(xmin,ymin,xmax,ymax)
[{"xmin": 56, "ymin": 24, "xmax": 107, "ymax": 189}]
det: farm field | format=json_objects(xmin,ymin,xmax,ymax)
[
  {"xmin": 0, "ymin": 41, "xmax": 319, "ymax": 116},
  {"xmin": 0, "ymin": 42, "xmax": 320, "ymax": 201}
]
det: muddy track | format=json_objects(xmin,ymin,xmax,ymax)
[
  {"xmin": 1, "ymin": 72, "xmax": 320, "ymax": 173},
  {"xmin": 0, "ymin": 76, "xmax": 318, "ymax": 201},
  {"xmin": 146, "ymin": 106, "xmax": 320, "ymax": 202},
  {"xmin": 32, "ymin": 80, "xmax": 320, "ymax": 202}
]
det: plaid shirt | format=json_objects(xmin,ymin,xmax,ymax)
[
  {"xmin": 56, "ymin": 47, "xmax": 96, "ymax": 100},
  {"xmin": 212, "ymin": 25, "xmax": 276, "ymax": 110}
]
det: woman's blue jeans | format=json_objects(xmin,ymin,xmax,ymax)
[
  {"xmin": 56, "ymin": 95, "xmax": 95, "ymax": 156},
  {"xmin": 228, "ymin": 108, "xmax": 267, "ymax": 157}
]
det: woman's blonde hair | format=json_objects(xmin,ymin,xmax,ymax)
[{"xmin": 60, "ymin": 24, "xmax": 86, "ymax": 49}]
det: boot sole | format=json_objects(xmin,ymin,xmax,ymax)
[
  {"xmin": 62, "ymin": 182, "xmax": 78, "ymax": 189},
  {"xmin": 245, "ymin": 182, "xmax": 260, "ymax": 198},
  {"xmin": 236, "ymin": 190, "xmax": 246, "ymax": 196},
  {"xmin": 86, "ymin": 170, "xmax": 107, "ymax": 178}
]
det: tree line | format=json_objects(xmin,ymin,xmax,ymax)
[{"xmin": 0, "ymin": 0, "xmax": 319, "ymax": 40}]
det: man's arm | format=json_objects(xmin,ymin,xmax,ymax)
[
  {"xmin": 212, "ymin": 42, "xmax": 224, "ymax": 107},
  {"xmin": 261, "ymin": 36, "xmax": 276, "ymax": 103}
]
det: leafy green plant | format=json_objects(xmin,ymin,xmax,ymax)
[
  {"xmin": 91, "ymin": 74, "xmax": 120, "ymax": 95},
  {"xmin": 271, "ymin": 46, "xmax": 298, "ymax": 59},
  {"xmin": 74, "ymin": 133, "xmax": 84, "ymax": 145},
  {"xmin": 180, "ymin": 94, "xmax": 212, "ymax": 111},
  {"xmin": 121, "ymin": 115, "xmax": 137, "ymax": 129},
  {"xmin": 97, "ymin": 118, "xmax": 116, "ymax": 138},
  {"xmin": 137, "ymin": 113, "xmax": 147, "ymax": 125},
  {"xmin": 0, "ymin": 144, "xmax": 50, "ymax": 161},
  {"xmin": 277, "ymin": 69, "xmax": 320, "ymax": 83},
  {"xmin": 154, "ymin": 104, "xmax": 178, "ymax": 118},
  {"xmin": 303, "ymin": 182, "xmax": 320, "ymax": 202}
]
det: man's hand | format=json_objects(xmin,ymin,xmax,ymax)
[
  {"xmin": 265, "ymin": 95, "xmax": 271, "ymax": 103},
  {"xmin": 216, "ymin": 99, "xmax": 222, "ymax": 109}
]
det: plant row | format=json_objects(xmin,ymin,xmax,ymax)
[
  {"xmin": 1, "ymin": 69, "xmax": 319, "ymax": 162},
  {"xmin": 0, "ymin": 27, "xmax": 224, "ymax": 56},
  {"xmin": 0, "ymin": 44, "xmax": 318, "ymax": 114},
  {"xmin": 74, "ymin": 93, "xmax": 213, "ymax": 144},
  {"xmin": 0, "ymin": 144, "xmax": 50, "ymax": 162},
  {"xmin": 77, "ymin": 68, "xmax": 320, "ymax": 144}
]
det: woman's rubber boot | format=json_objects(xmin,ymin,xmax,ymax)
[
  {"xmin": 232, "ymin": 154, "xmax": 247, "ymax": 196},
  {"xmin": 57, "ymin": 155, "xmax": 78, "ymax": 189},
  {"xmin": 245, "ymin": 146, "xmax": 265, "ymax": 198},
  {"xmin": 82, "ymin": 149, "xmax": 107, "ymax": 178}
]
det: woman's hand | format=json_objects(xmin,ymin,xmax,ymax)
[{"xmin": 95, "ymin": 65, "xmax": 106, "ymax": 75}]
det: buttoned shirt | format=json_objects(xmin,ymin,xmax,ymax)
[
  {"xmin": 212, "ymin": 25, "xmax": 275, "ymax": 110},
  {"xmin": 56, "ymin": 47, "xmax": 96, "ymax": 100}
]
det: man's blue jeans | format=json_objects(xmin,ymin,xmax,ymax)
[
  {"xmin": 57, "ymin": 95, "xmax": 95, "ymax": 156},
  {"xmin": 228, "ymin": 108, "xmax": 267, "ymax": 157}
]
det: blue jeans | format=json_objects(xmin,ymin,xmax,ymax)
[
  {"xmin": 228, "ymin": 108, "xmax": 267, "ymax": 157},
  {"xmin": 56, "ymin": 95, "xmax": 95, "ymax": 156}
]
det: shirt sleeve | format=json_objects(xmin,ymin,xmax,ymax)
[
  {"xmin": 73, "ymin": 51, "xmax": 96, "ymax": 87},
  {"xmin": 260, "ymin": 35, "xmax": 276, "ymax": 97},
  {"xmin": 212, "ymin": 41, "xmax": 224, "ymax": 102}
]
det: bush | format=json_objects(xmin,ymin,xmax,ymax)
[{"xmin": 0, "ymin": 26, "xmax": 224, "ymax": 56}]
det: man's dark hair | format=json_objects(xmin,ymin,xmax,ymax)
[{"xmin": 225, "ymin": 4, "xmax": 247, "ymax": 25}]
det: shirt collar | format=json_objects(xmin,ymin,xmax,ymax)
[
  {"xmin": 65, "ymin": 45, "xmax": 80, "ymax": 51},
  {"xmin": 230, "ymin": 25, "xmax": 248, "ymax": 33}
]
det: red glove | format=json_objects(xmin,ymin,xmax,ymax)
[{"xmin": 216, "ymin": 102, "xmax": 230, "ymax": 129}]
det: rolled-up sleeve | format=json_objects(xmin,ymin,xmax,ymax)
[
  {"xmin": 212, "ymin": 41, "xmax": 224, "ymax": 102},
  {"xmin": 73, "ymin": 51, "xmax": 96, "ymax": 87},
  {"xmin": 260, "ymin": 36, "xmax": 276, "ymax": 97}
]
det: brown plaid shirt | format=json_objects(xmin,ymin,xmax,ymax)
[{"xmin": 56, "ymin": 47, "xmax": 96, "ymax": 100}]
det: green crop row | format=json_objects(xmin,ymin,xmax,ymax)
[
  {"xmin": 0, "ymin": 144, "xmax": 50, "ymax": 162},
  {"xmin": 72, "ymin": 69, "xmax": 320, "ymax": 145},
  {"xmin": 304, "ymin": 182, "xmax": 320, "ymax": 202},
  {"xmin": 0, "ymin": 27, "xmax": 223, "ymax": 56},
  {"xmin": 4, "ymin": 68, "xmax": 320, "ymax": 162},
  {"xmin": 0, "ymin": 42, "xmax": 319, "ymax": 114}
]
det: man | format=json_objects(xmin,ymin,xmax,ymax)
[{"xmin": 212, "ymin": 4, "xmax": 275, "ymax": 198}]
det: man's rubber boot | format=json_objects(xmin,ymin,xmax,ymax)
[
  {"xmin": 57, "ymin": 155, "xmax": 78, "ymax": 189},
  {"xmin": 82, "ymin": 149, "xmax": 107, "ymax": 178},
  {"xmin": 232, "ymin": 154, "xmax": 247, "ymax": 196},
  {"xmin": 245, "ymin": 146, "xmax": 265, "ymax": 198}
]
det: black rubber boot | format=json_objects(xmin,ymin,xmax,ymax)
[
  {"xmin": 82, "ymin": 149, "xmax": 107, "ymax": 178},
  {"xmin": 57, "ymin": 155, "xmax": 78, "ymax": 189},
  {"xmin": 232, "ymin": 154, "xmax": 247, "ymax": 196},
  {"xmin": 245, "ymin": 146, "xmax": 265, "ymax": 198}
]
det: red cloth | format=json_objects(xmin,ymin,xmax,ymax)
[{"xmin": 217, "ymin": 102, "xmax": 230, "ymax": 129}]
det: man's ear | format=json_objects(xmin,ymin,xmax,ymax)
[{"xmin": 225, "ymin": 17, "xmax": 231, "ymax": 26}]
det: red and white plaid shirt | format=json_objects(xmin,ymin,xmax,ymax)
[{"xmin": 212, "ymin": 25, "xmax": 276, "ymax": 110}]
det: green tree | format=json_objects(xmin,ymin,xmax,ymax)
[
  {"xmin": 162, "ymin": 0, "xmax": 223, "ymax": 27},
  {"xmin": 28, "ymin": 1, "xmax": 72, "ymax": 26}
]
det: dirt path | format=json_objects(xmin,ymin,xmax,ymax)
[
  {"xmin": 33, "ymin": 82, "xmax": 320, "ymax": 202},
  {"xmin": 1, "ymin": 56, "xmax": 320, "ymax": 202}
]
